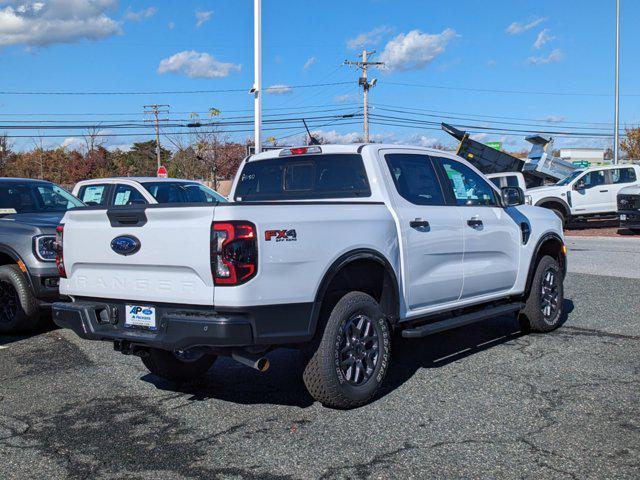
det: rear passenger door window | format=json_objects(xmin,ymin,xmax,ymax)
[
  {"xmin": 77, "ymin": 184, "xmax": 109, "ymax": 206},
  {"xmin": 610, "ymin": 168, "xmax": 637, "ymax": 184},
  {"xmin": 384, "ymin": 153, "xmax": 445, "ymax": 206},
  {"xmin": 113, "ymin": 184, "xmax": 147, "ymax": 206},
  {"xmin": 438, "ymin": 158, "xmax": 499, "ymax": 207}
]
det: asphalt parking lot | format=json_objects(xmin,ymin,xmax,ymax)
[{"xmin": 1, "ymin": 236, "xmax": 638, "ymax": 479}]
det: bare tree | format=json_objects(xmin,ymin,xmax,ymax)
[{"xmin": 83, "ymin": 125, "xmax": 107, "ymax": 153}]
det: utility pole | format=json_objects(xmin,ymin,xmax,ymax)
[
  {"xmin": 253, "ymin": 0, "xmax": 262, "ymax": 153},
  {"xmin": 144, "ymin": 104, "xmax": 169, "ymax": 170},
  {"xmin": 345, "ymin": 50, "xmax": 384, "ymax": 143},
  {"xmin": 613, "ymin": 0, "xmax": 621, "ymax": 165}
]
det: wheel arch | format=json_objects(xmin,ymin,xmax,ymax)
[
  {"xmin": 535, "ymin": 197, "xmax": 571, "ymax": 218},
  {"xmin": 309, "ymin": 249, "xmax": 400, "ymax": 337},
  {"xmin": 524, "ymin": 233, "xmax": 567, "ymax": 297},
  {"xmin": 0, "ymin": 244, "xmax": 24, "ymax": 266}
]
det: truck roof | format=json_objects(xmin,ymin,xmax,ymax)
[
  {"xmin": 247, "ymin": 143, "xmax": 454, "ymax": 162},
  {"xmin": 0, "ymin": 177, "xmax": 53, "ymax": 184},
  {"xmin": 76, "ymin": 177, "xmax": 200, "ymax": 184}
]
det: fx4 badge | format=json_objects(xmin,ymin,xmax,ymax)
[{"xmin": 265, "ymin": 229, "xmax": 297, "ymax": 242}]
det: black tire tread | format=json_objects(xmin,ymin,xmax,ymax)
[
  {"xmin": 303, "ymin": 291, "xmax": 390, "ymax": 409},
  {"xmin": 519, "ymin": 255, "xmax": 564, "ymax": 333},
  {"xmin": 0, "ymin": 264, "xmax": 40, "ymax": 333}
]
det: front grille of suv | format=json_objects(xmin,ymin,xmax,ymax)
[{"xmin": 618, "ymin": 194, "xmax": 639, "ymax": 211}]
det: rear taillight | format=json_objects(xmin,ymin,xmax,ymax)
[
  {"xmin": 55, "ymin": 224, "xmax": 66, "ymax": 278},
  {"xmin": 211, "ymin": 222, "xmax": 257, "ymax": 286}
]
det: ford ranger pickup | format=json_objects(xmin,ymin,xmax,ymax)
[{"xmin": 53, "ymin": 144, "xmax": 567, "ymax": 408}]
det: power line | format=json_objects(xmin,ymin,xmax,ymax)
[
  {"xmin": 382, "ymin": 81, "xmax": 640, "ymax": 97},
  {"xmin": 0, "ymin": 81, "xmax": 354, "ymax": 96},
  {"xmin": 2, "ymin": 119, "xmax": 364, "ymax": 139}
]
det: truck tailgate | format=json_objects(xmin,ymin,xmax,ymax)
[{"xmin": 60, "ymin": 206, "xmax": 216, "ymax": 305}]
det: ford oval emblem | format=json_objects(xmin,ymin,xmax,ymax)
[{"xmin": 110, "ymin": 235, "xmax": 141, "ymax": 256}]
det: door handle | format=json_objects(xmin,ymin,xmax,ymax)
[
  {"xmin": 599, "ymin": 189, "xmax": 609, "ymax": 193},
  {"xmin": 410, "ymin": 218, "xmax": 430, "ymax": 230},
  {"xmin": 467, "ymin": 217, "xmax": 483, "ymax": 228}
]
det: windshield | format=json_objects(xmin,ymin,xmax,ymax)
[
  {"xmin": 0, "ymin": 182, "xmax": 83, "ymax": 214},
  {"xmin": 555, "ymin": 170, "xmax": 584, "ymax": 186},
  {"xmin": 141, "ymin": 182, "xmax": 227, "ymax": 204}
]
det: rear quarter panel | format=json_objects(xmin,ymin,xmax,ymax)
[{"xmin": 213, "ymin": 203, "xmax": 399, "ymax": 308}]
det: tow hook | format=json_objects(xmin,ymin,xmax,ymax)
[
  {"xmin": 231, "ymin": 350, "xmax": 270, "ymax": 372},
  {"xmin": 113, "ymin": 340, "xmax": 149, "ymax": 358}
]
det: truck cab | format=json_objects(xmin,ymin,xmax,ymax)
[{"xmin": 526, "ymin": 164, "xmax": 640, "ymax": 225}]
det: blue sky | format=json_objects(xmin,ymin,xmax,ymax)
[{"xmin": 1, "ymin": 0, "xmax": 638, "ymax": 152}]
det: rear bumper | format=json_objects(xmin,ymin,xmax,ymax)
[{"xmin": 52, "ymin": 299, "xmax": 314, "ymax": 351}]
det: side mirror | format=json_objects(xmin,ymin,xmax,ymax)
[
  {"xmin": 574, "ymin": 180, "xmax": 586, "ymax": 190},
  {"xmin": 501, "ymin": 186, "xmax": 525, "ymax": 207}
]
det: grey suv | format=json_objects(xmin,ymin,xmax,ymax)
[{"xmin": 0, "ymin": 178, "xmax": 84, "ymax": 333}]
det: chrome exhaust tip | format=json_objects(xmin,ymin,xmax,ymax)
[{"xmin": 231, "ymin": 350, "xmax": 270, "ymax": 372}]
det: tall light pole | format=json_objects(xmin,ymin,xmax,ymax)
[
  {"xmin": 253, "ymin": 0, "xmax": 262, "ymax": 154},
  {"xmin": 613, "ymin": 0, "xmax": 620, "ymax": 165}
]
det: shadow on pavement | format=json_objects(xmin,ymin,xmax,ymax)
[
  {"xmin": 0, "ymin": 318, "xmax": 56, "ymax": 346},
  {"xmin": 142, "ymin": 299, "xmax": 575, "ymax": 408}
]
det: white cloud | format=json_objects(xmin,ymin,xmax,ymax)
[
  {"xmin": 333, "ymin": 93, "xmax": 358, "ymax": 103},
  {"xmin": 265, "ymin": 84, "xmax": 292, "ymax": 95},
  {"xmin": 303, "ymin": 56, "xmax": 316, "ymax": 70},
  {"xmin": 167, "ymin": 21, "xmax": 174, "ymax": 30},
  {"xmin": 533, "ymin": 28, "xmax": 554, "ymax": 49},
  {"xmin": 379, "ymin": 28, "xmax": 458, "ymax": 72},
  {"xmin": 506, "ymin": 16, "xmax": 546, "ymax": 35},
  {"xmin": 526, "ymin": 48, "xmax": 563, "ymax": 65},
  {"xmin": 195, "ymin": 10, "xmax": 213, "ymax": 27},
  {"xmin": 346, "ymin": 26, "xmax": 392, "ymax": 50},
  {"xmin": 157, "ymin": 50, "xmax": 241, "ymax": 78},
  {"xmin": 543, "ymin": 115, "xmax": 566, "ymax": 123},
  {"xmin": 313, "ymin": 130, "xmax": 363, "ymax": 144},
  {"xmin": 487, "ymin": 59, "xmax": 497, "ymax": 67},
  {"xmin": 470, "ymin": 132, "xmax": 489, "ymax": 141},
  {"xmin": 61, "ymin": 136, "xmax": 84, "ymax": 150},
  {"xmin": 0, "ymin": 0, "xmax": 121, "ymax": 47},
  {"xmin": 124, "ymin": 6, "xmax": 157, "ymax": 22},
  {"xmin": 406, "ymin": 134, "xmax": 439, "ymax": 148}
]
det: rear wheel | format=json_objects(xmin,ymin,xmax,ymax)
[
  {"xmin": 141, "ymin": 348, "xmax": 217, "ymax": 381},
  {"xmin": 0, "ymin": 264, "xmax": 40, "ymax": 334},
  {"xmin": 303, "ymin": 291, "xmax": 391, "ymax": 409},
  {"xmin": 550, "ymin": 208, "xmax": 567, "ymax": 228},
  {"xmin": 519, "ymin": 255, "xmax": 564, "ymax": 332}
]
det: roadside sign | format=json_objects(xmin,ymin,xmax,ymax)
[
  {"xmin": 572, "ymin": 161, "xmax": 590, "ymax": 168},
  {"xmin": 486, "ymin": 141, "xmax": 502, "ymax": 151},
  {"xmin": 246, "ymin": 145, "xmax": 285, "ymax": 156},
  {"xmin": 157, "ymin": 165, "xmax": 168, "ymax": 178}
]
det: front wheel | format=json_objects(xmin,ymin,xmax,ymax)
[
  {"xmin": 0, "ymin": 264, "xmax": 40, "ymax": 334},
  {"xmin": 141, "ymin": 348, "xmax": 217, "ymax": 381},
  {"xmin": 519, "ymin": 255, "xmax": 565, "ymax": 332},
  {"xmin": 303, "ymin": 292, "xmax": 391, "ymax": 409}
]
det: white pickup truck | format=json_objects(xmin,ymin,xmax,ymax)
[
  {"xmin": 53, "ymin": 144, "xmax": 566, "ymax": 408},
  {"xmin": 526, "ymin": 164, "xmax": 640, "ymax": 225}
]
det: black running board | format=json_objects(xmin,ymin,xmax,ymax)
[{"xmin": 401, "ymin": 303, "xmax": 525, "ymax": 339}]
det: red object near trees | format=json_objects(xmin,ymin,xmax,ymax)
[{"xmin": 157, "ymin": 165, "xmax": 168, "ymax": 178}]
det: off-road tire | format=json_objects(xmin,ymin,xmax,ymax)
[
  {"xmin": 303, "ymin": 291, "xmax": 391, "ymax": 409},
  {"xmin": 141, "ymin": 348, "xmax": 217, "ymax": 381},
  {"xmin": 0, "ymin": 264, "xmax": 40, "ymax": 334},
  {"xmin": 519, "ymin": 255, "xmax": 564, "ymax": 332}
]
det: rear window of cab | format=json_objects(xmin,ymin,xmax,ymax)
[{"xmin": 234, "ymin": 154, "xmax": 371, "ymax": 201}]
